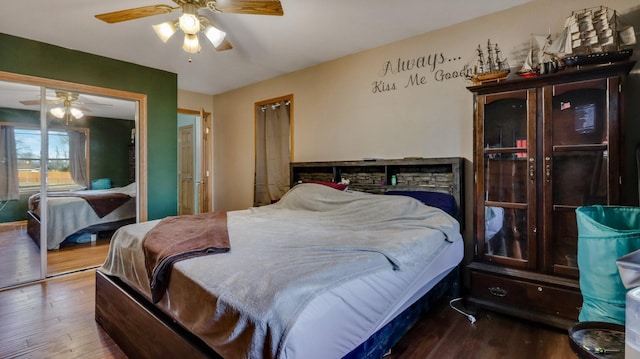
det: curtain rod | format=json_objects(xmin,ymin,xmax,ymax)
[{"xmin": 258, "ymin": 100, "xmax": 290, "ymax": 112}]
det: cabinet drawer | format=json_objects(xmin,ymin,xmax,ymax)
[{"xmin": 471, "ymin": 271, "xmax": 582, "ymax": 320}]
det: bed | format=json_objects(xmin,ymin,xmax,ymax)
[
  {"xmin": 27, "ymin": 182, "xmax": 137, "ymax": 250},
  {"xmin": 96, "ymin": 158, "xmax": 465, "ymax": 359}
]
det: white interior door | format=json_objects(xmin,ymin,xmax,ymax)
[
  {"xmin": 178, "ymin": 124, "xmax": 195, "ymax": 215},
  {"xmin": 178, "ymin": 112, "xmax": 203, "ymax": 215}
]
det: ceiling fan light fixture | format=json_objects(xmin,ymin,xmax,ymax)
[
  {"xmin": 50, "ymin": 107, "xmax": 66, "ymax": 119},
  {"xmin": 50, "ymin": 106, "xmax": 84, "ymax": 121},
  {"xmin": 179, "ymin": 3, "xmax": 200, "ymax": 34},
  {"xmin": 152, "ymin": 21, "xmax": 177, "ymax": 43},
  {"xmin": 70, "ymin": 107, "xmax": 84, "ymax": 119},
  {"xmin": 183, "ymin": 33, "xmax": 201, "ymax": 53},
  {"xmin": 204, "ymin": 25, "xmax": 226, "ymax": 48}
]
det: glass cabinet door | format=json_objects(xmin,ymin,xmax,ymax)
[
  {"xmin": 543, "ymin": 78, "xmax": 615, "ymax": 277},
  {"xmin": 476, "ymin": 89, "xmax": 536, "ymax": 268}
]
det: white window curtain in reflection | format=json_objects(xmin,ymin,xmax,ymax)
[
  {"xmin": 254, "ymin": 100, "xmax": 290, "ymax": 206},
  {"xmin": 0, "ymin": 125, "xmax": 19, "ymax": 201},
  {"xmin": 68, "ymin": 130, "xmax": 88, "ymax": 188}
]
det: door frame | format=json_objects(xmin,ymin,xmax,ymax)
[{"xmin": 178, "ymin": 108, "xmax": 212, "ymax": 213}]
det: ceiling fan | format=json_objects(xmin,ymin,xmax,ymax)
[
  {"xmin": 20, "ymin": 91, "xmax": 110, "ymax": 125},
  {"xmin": 95, "ymin": 0, "xmax": 284, "ymax": 54}
]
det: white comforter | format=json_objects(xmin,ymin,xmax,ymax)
[
  {"xmin": 100, "ymin": 183, "xmax": 461, "ymax": 358},
  {"xmin": 31, "ymin": 183, "xmax": 137, "ymax": 249}
]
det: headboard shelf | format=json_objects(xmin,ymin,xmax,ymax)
[{"xmin": 290, "ymin": 157, "xmax": 465, "ymax": 224}]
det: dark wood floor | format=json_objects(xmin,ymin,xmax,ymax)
[
  {"xmin": 0, "ymin": 268, "xmax": 578, "ymax": 359},
  {"xmin": 390, "ymin": 299, "xmax": 576, "ymax": 359}
]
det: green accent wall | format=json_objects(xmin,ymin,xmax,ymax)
[
  {"xmin": 88, "ymin": 116, "xmax": 135, "ymax": 187},
  {"xmin": 0, "ymin": 32, "xmax": 178, "ymax": 221}
]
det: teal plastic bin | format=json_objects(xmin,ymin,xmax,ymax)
[{"xmin": 576, "ymin": 205, "xmax": 640, "ymax": 324}]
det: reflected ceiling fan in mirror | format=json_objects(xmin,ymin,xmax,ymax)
[
  {"xmin": 20, "ymin": 91, "xmax": 110, "ymax": 125},
  {"xmin": 47, "ymin": 92, "xmax": 86, "ymax": 125},
  {"xmin": 95, "ymin": 0, "xmax": 284, "ymax": 56}
]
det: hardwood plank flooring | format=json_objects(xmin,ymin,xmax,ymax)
[
  {"xmin": 389, "ymin": 299, "xmax": 576, "ymax": 359},
  {"xmin": 0, "ymin": 268, "xmax": 577, "ymax": 359},
  {"xmin": 0, "ymin": 225, "xmax": 110, "ymax": 288},
  {"xmin": 47, "ymin": 238, "xmax": 111, "ymax": 275},
  {"xmin": 0, "ymin": 269, "xmax": 125, "ymax": 359},
  {"xmin": 0, "ymin": 223, "xmax": 40, "ymax": 288}
]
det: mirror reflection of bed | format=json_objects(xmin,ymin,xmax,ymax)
[
  {"xmin": 0, "ymin": 79, "xmax": 138, "ymax": 287},
  {"xmin": 36, "ymin": 182, "xmax": 137, "ymax": 275}
]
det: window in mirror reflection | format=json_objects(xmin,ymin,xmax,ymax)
[{"xmin": 14, "ymin": 127, "xmax": 88, "ymax": 192}]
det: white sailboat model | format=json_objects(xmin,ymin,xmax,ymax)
[
  {"xmin": 517, "ymin": 47, "xmax": 536, "ymax": 77},
  {"xmin": 468, "ymin": 39, "xmax": 510, "ymax": 84},
  {"xmin": 548, "ymin": 6, "xmax": 636, "ymax": 67},
  {"xmin": 517, "ymin": 34, "xmax": 554, "ymax": 77}
]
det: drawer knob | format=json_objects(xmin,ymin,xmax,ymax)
[{"xmin": 489, "ymin": 286, "xmax": 508, "ymax": 297}]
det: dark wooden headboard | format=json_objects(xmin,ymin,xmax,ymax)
[{"xmin": 290, "ymin": 157, "xmax": 465, "ymax": 225}]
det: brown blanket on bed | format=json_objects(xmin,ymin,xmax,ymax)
[
  {"xmin": 32, "ymin": 192, "xmax": 131, "ymax": 218},
  {"xmin": 142, "ymin": 211, "xmax": 231, "ymax": 303}
]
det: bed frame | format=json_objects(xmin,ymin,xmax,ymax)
[{"xmin": 95, "ymin": 157, "xmax": 466, "ymax": 358}]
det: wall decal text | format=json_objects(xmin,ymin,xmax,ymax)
[{"xmin": 372, "ymin": 52, "xmax": 471, "ymax": 94}]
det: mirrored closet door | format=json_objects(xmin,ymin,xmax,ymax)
[
  {"xmin": 43, "ymin": 87, "xmax": 138, "ymax": 276},
  {"xmin": 0, "ymin": 80, "xmax": 43, "ymax": 288},
  {"xmin": 0, "ymin": 73, "xmax": 144, "ymax": 288}
]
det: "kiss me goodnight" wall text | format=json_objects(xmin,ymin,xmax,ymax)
[{"xmin": 372, "ymin": 52, "xmax": 472, "ymax": 94}]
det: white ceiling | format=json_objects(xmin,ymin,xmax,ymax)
[{"xmin": 0, "ymin": 0, "xmax": 532, "ymax": 97}]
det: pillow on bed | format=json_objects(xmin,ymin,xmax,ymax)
[
  {"xmin": 91, "ymin": 178, "xmax": 111, "ymax": 190},
  {"xmin": 385, "ymin": 190, "xmax": 457, "ymax": 216},
  {"xmin": 308, "ymin": 181, "xmax": 348, "ymax": 191}
]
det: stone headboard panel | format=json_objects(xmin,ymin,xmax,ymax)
[{"xmin": 290, "ymin": 157, "xmax": 465, "ymax": 224}]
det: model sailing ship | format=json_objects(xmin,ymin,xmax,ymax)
[
  {"xmin": 547, "ymin": 6, "xmax": 636, "ymax": 67},
  {"xmin": 468, "ymin": 40, "xmax": 510, "ymax": 84},
  {"xmin": 517, "ymin": 34, "xmax": 554, "ymax": 78}
]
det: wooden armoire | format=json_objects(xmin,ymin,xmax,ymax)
[{"xmin": 466, "ymin": 61, "xmax": 635, "ymax": 328}]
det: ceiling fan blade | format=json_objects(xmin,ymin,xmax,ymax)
[
  {"xmin": 19, "ymin": 99, "xmax": 62, "ymax": 106},
  {"xmin": 76, "ymin": 101, "xmax": 113, "ymax": 107},
  {"xmin": 211, "ymin": 0, "xmax": 283, "ymax": 16},
  {"xmin": 95, "ymin": 5, "xmax": 177, "ymax": 24},
  {"xmin": 74, "ymin": 106, "xmax": 93, "ymax": 113},
  {"xmin": 19, "ymin": 99, "xmax": 41, "ymax": 106},
  {"xmin": 214, "ymin": 38, "xmax": 233, "ymax": 51}
]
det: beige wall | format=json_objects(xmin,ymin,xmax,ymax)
[
  {"xmin": 178, "ymin": 89, "xmax": 214, "ymax": 113},
  {"xmin": 180, "ymin": 0, "xmax": 639, "ymax": 255}
]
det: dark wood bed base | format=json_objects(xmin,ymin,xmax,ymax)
[
  {"xmin": 96, "ymin": 271, "xmax": 219, "ymax": 359},
  {"xmin": 26, "ymin": 211, "xmax": 40, "ymax": 246},
  {"xmin": 96, "ymin": 267, "xmax": 460, "ymax": 359},
  {"xmin": 95, "ymin": 157, "xmax": 466, "ymax": 358},
  {"xmin": 26, "ymin": 210, "xmax": 135, "ymax": 248}
]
